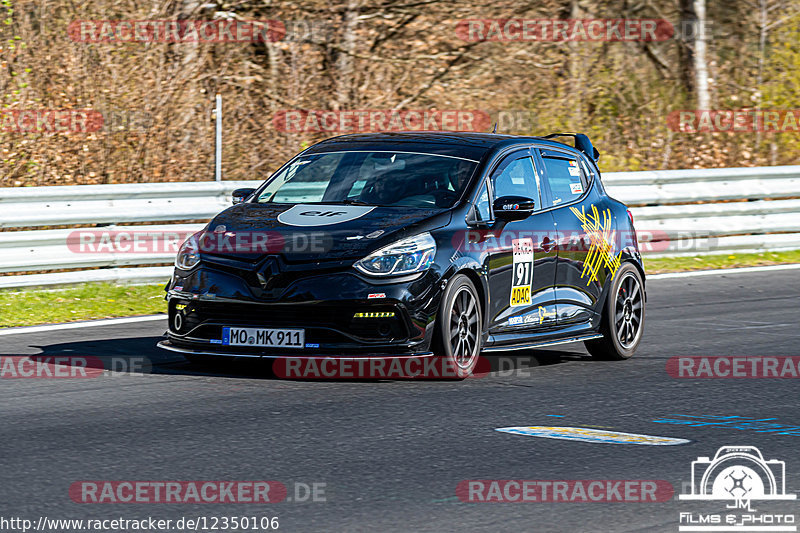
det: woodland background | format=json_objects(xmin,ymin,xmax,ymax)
[{"xmin": 1, "ymin": 0, "xmax": 799, "ymax": 186}]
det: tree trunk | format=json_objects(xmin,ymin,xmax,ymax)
[
  {"xmin": 678, "ymin": 0, "xmax": 711, "ymax": 109},
  {"xmin": 693, "ymin": 0, "xmax": 711, "ymax": 109},
  {"xmin": 336, "ymin": 0, "xmax": 359, "ymax": 108}
]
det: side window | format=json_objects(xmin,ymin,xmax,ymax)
[
  {"xmin": 539, "ymin": 151, "xmax": 585, "ymax": 206},
  {"xmin": 490, "ymin": 156, "xmax": 540, "ymax": 209}
]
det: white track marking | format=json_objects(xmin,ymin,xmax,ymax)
[
  {"xmin": 648, "ymin": 263, "xmax": 800, "ymax": 280},
  {"xmin": 0, "ymin": 315, "xmax": 166, "ymax": 336}
]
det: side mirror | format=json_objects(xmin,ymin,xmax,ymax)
[
  {"xmin": 493, "ymin": 195, "xmax": 536, "ymax": 220},
  {"xmin": 232, "ymin": 188, "xmax": 255, "ymax": 205}
]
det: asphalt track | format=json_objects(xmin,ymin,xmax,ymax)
[{"xmin": 2, "ymin": 268, "xmax": 799, "ymax": 532}]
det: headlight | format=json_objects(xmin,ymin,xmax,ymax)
[
  {"xmin": 175, "ymin": 231, "xmax": 202, "ymax": 270},
  {"xmin": 354, "ymin": 233, "xmax": 436, "ymax": 276}
]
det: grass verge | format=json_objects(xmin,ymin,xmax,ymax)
[
  {"xmin": 0, "ymin": 250, "xmax": 798, "ymax": 327},
  {"xmin": 0, "ymin": 283, "xmax": 165, "ymax": 328},
  {"xmin": 643, "ymin": 249, "xmax": 800, "ymax": 274}
]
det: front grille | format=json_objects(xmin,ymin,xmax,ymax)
[
  {"xmin": 169, "ymin": 300, "xmax": 410, "ymax": 343},
  {"xmin": 203, "ymin": 256, "xmax": 347, "ymax": 300}
]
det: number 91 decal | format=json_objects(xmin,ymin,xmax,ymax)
[{"xmin": 510, "ymin": 238, "xmax": 533, "ymax": 307}]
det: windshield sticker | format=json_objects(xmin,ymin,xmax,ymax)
[
  {"xmin": 570, "ymin": 183, "xmax": 584, "ymax": 194},
  {"xmin": 277, "ymin": 204, "xmax": 375, "ymax": 227},
  {"xmin": 569, "ymin": 204, "xmax": 621, "ymax": 285},
  {"xmin": 510, "ymin": 238, "xmax": 533, "ymax": 307}
]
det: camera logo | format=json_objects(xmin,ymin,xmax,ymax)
[
  {"xmin": 680, "ymin": 446, "xmax": 795, "ymax": 502},
  {"xmin": 678, "ymin": 446, "xmax": 796, "ymax": 532}
]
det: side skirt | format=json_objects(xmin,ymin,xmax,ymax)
[{"xmin": 481, "ymin": 333, "xmax": 603, "ymax": 353}]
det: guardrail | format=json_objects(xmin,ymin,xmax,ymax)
[
  {"xmin": 1, "ymin": 166, "xmax": 798, "ymax": 289},
  {"xmin": 603, "ymin": 167, "xmax": 800, "ymax": 257},
  {"xmin": 0, "ymin": 181, "xmax": 261, "ymax": 289}
]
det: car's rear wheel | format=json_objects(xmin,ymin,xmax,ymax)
[
  {"xmin": 435, "ymin": 274, "xmax": 482, "ymax": 378},
  {"xmin": 585, "ymin": 263, "xmax": 645, "ymax": 360}
]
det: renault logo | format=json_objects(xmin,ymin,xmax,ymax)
[{"xmin": 256, "ymin": 257, "xmax": 280, "ymax": 289}]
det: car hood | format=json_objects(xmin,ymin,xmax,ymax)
[{"xmin": 201, "ymin": 203, "xmax": 452, "ymax": 263}]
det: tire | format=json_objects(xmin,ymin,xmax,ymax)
[
  {"xmin": 585, "ymin": 262, "xmax": 645, "ymax": 360},
  {"xmin": 434, "ymin": 274, "xmax": 483, "ymax": 378}
]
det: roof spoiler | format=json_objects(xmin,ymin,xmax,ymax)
[{"xmin": 542, "ymin": 133, "xmax": 600, "ymax": 162}]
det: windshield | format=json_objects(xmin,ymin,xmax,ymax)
[{"xmin": 255, "ymin": 151, "xmax": 478, "ymax": 208}]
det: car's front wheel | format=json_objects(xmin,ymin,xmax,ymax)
[
  {"xmin": 585, "ymin": 262, "xmax": 645, "ymax": 360},
  {"xmin": 434, "ymin": 274, "xmax": 482, "ymax": 378}
]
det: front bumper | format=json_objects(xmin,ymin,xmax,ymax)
[
  {"xmin": 157, "ymin": 339, "xmax": 434, "ymax": 360},
  {"xmin": 160, "ymin": 260, "xmax": 443, "ymax": 358}
]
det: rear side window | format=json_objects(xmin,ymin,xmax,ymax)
[{"xmin": 539, "ymin": 151, "xmax": 585, "ymax": 206}]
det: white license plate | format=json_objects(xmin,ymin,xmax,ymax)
[{"xmin": 222, "ymin": 327, "xmax": 304, "ymax": 348}]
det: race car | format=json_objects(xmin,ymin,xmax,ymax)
[{"xmin": 158, "ymin": 132, "xmax": 646, "ymax": 376}]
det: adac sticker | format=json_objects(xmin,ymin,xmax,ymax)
[
  {"xmin": 495, "ymin": 426, "xmax": 691, "ymax": 446},
  {"xmin": 509, "ymin": 238, "xmax": 533, "ymax": 307},
  {"xmin": 277, "ymin": 204, "xmax": 375, "ymax": 227}
]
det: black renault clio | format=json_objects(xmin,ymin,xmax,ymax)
[{"xmin": 158, "ymin": 132, "xmax": 646, "ymax": 377}]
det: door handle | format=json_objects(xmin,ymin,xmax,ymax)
[{"xmin": 541, "ymin": 237, "xmax": 554, "ymax": 252}]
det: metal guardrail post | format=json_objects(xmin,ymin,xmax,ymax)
[{"xmin": 214, "ymin": 94, "xmax": 222, "ymax": 182}]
